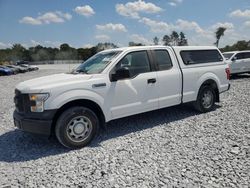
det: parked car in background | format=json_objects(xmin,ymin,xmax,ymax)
[
  {"xmin": 223, "ymin": 51, "xmax": 250, "ymax": 75},
  {"xmin": 5, "ymin": 65, "xmax": 19, "ymax": 74},
  {"xmin": 30, "ymin": 65, "xmax": 39, "ymax": 71},
  {"xmin": 19, "ymin": 64, "xmax": 39, "ymax": 71},
  {"xmin": 0, "ymin": 66, "xmax": 14, "ymax": 76},
  {"xmin": 16, "ymin": 65, "xmax": 29, "ymax": 72},
  {"xmin": 16, "ymin": 60, "xmax": 30, "ymax": 65},
  {"xmin": 6, "ymin": 65, "xmax": 27, "ymax": 73}
]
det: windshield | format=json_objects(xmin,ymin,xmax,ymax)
[
  {"xmin": 223, "ymin": 53, "xmax": 234, "ymax": 60},
  {"xmin": 74, "ymin": 51, "xmax": 121, "ymax": 74}
]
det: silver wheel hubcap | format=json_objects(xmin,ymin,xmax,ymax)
[
  {"xmin": 66, "ymin": 116, "xmax": 93, "ymax": 143},
  {"xmin": 202, "ymin": 90, "xmax": 213, "ymax": 109}
]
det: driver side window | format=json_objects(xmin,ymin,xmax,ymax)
[
  {"xmin": 235, "ymin": 53, "xmax": 244, "ymax": 60},
  {"xmin": 115, "ymin": 51, "xmax": 151, "ymax": 78}
]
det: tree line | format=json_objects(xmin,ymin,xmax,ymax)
[
  {"xmin": 0, "ymin": 43, "xmax": 117, "ymax": 63},
  {"xmin": 220, "ymin": 40, "xmax": 250, "ymax": 52},
  {"xmin": 0, "ymin": 31, "xmax": 188, "ymax": 63}
]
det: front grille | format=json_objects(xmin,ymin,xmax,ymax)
[{"xmin": 14, "ymin": 89, "xmax": 30, "ymax": 113}]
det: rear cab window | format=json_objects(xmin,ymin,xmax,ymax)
[
  {"xmin": 235, "ymin": 52, "xmax": 250, "ymax": 60},
  {"xmin": 180, "ymin": 50, "xmax": 223, "ymax": 65}
]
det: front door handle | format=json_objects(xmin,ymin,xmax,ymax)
[{"xmin": 147, "ymin": 78, "xmax": 156, "ymax": 84}]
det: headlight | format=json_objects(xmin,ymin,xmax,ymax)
[{"xmin": 29, "ymin": 93, "xmax": 49, "ymax": 112}]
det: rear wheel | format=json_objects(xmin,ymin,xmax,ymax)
[
  {"xmin": 193, "ymin": 86, "xmax": 216, "ymax": 113},
  {"xmin": 55, "ymin": 106, "xmax": 99, "ymax": 149}
]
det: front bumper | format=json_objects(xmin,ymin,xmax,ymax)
[{"xmin": 13, "ymin": 110, "xmax": 56, "ymax": 136}]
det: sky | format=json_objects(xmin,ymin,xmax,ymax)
[{"xmin": 0, "ymin": 0, "xmax": 250, "ymax": 49}]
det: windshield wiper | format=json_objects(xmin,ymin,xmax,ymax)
[{"xmin": 71, "ymin": 69, "xmax": 88, "ymax": 74}]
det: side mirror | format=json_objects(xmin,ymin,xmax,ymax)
[
  {"xmin": 232, "ymin": 56, "xmax": 237, "ymax": 61},
  {"xmin": 111, "ymin": 67, "xmax": 130, "ymax": 81}
]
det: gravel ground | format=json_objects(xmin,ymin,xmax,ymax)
[{"xmin": 0, "ymin": 66, "xmax": 249, "ymax": 187}]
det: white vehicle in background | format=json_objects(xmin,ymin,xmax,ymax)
[
  {"xmin": 223, "ymin": 51, "xmax": 250, "ymax": 75},
  {"xmin": 14, "ymin": 46, "xmax": 230, "ymax": 148}
]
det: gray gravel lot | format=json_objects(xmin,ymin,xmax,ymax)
[{"xmin": 0, "ymin": 65, "xmax": 249, "ymax": 187}]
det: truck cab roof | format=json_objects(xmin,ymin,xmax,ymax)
[{"xmin": 102, "ymin": 45, "xmax": 220, "ymax": 53}]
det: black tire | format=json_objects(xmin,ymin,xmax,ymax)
[
  {"xmin": 193, "ymin": 86, "xmax": 216, "ymax": 113},
  {"xmin": 55, "ymin": 106, "xmax": 99, "ymax": 149}
]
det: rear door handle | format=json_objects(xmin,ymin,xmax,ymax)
[{"xmin": 147, "ymin": 78, "xmax": 156, "ymax": 84}]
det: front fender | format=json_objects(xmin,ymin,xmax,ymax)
[{"xmin": 45, "ymin": 89, "xmax": 109, "ymax": 120}]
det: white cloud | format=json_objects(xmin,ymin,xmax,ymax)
[
  {"xmin": 130, "ymin": 34, "xmax": 152, "ymax": 45},
  {"xmin": 56, "ymin": 11, "xmax": 72, "ymax": 20},
  {"xmin": 173, "ymin": 0, "xmax": 183, "ymax": 2},
  {"xmin": 82, "ymin": 44, "xmax": 94, "ymax": 48},
  {"xmin": 139, "ymin": 17, "xmax": 204, "ymax": 34},
  {"xmin": 169, "ymin": 2, "xmax": 177, "ymax": 6},
  {"xmin": 30, "ymin": 40, "xmax": 41, "ymax": 46},
  {"xmin": 19, "ymin": 11, "xmax": 72, "ymax": 25},
  {"xmin": 96, "ymin": 23, "xmax": 127, "ymax": 32},
  {"xmin": 211, "ymin": 22, "xmax": 234, "ymax": 30},
  {"xmin": 95, "ymin": 35, "xmax": 110, "ymax": 41},
  {"xmin": 230, "ymin": 9, "xmax": 250, "ymax": 19},
  {"xmin": 19, "ymin": 17, "xmax": 42, "ymax": 25},
  {"xmin": 74, "ymin": 5, "xmax": 95, "ymax": 17},
  {"xmin": 244, "ymin": 21, "xmax": 250, "ymax": 27},
  {"xmin": 169, "ymin": 0, "xmax": 183, "ymax": 7},
  {"xmin": 183, "ymin": 21, "xmax": 241, "ymax": 47},
  {"xmin": 116, "ymin": 0, "xmax": 163, "ymax": 19},
  {"xmin": 176, "ymin": 19, "xmax": 204, "ymax": 34},
  {"xmin": 137, "ymin": 17, "xmax": 231, "ymax": 46},
  {"xmin": 44, "ymin": 41, "xmax": 61, "ymax": 48},
  {"xmin": 38, "ymin": 12, "xmax": 64, "ymax": 23},
  {"xmin": 0, "ymin": 42, "xmax": 12, "ymax": 49},
  {"xmin": 139, "ymin": 17, "xmax": 171, "ymax": 33}
]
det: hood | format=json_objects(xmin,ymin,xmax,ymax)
[{"xmin": 16, "ymin": 73, "xmax": 93, "ymax": 93}]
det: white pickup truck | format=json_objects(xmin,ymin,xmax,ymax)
[{"xmin": 14, "ymin": 46, "xmax": 230, "ymax": 148}]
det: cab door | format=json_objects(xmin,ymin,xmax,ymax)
[
  {"xmin": 151, "ymin": 49, "xmax": 182, "ymax": 108},
  {"xmin": 108, "ymin": 50, "xmax": 159, "ymax": 119}
]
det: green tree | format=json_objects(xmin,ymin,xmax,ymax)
[
  {"xmin": 178, "ymin": 32, "xmax": 188, "ymax": 46},
  {"xmin": 163, "ymin": 31, "xmax": 188, "ymax": 46},
  {"xmin": 214, "ymin": 27, "xmax": 227, "ymax": 47},
  {"xmin": 129, "ymin": 42, "xmax": 144, "ymax": 46},
  {"xmin": 162, "ymin": 35, "xmax": 171, "ymax": 46},
  {"xmin": 60, "ymin": 43, "xmax": 71, "ymax": 51},
  {"xmin": 11, "ymin": 44, "xmax": 26, "ymax": 61},
  {"xmin": 220, "ymin": 40, "xmax": 250, "ymax": 52},
  {"xmin": 170, "ymin": 31, "xmax": 179, "ymax": 46},
  {"xmin": 77, "ymin": 48, "xmax": 92, "ymax": 60},
  {"xmin": 153, "ymin": 36, "xmax": 159, "ymax": 45}
]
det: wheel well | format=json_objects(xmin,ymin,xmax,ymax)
[
  {"xmin": 51, "ymin": 99, "xmax": 106, "ymax": 135},
  {"xmin": 199, "ymin": 79, "xmax": 219, "ymax": 102}
]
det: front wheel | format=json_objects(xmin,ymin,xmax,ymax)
[
  {"xmin": 193, "ymin": 86, "xmax": 216, "ymax": 113},
  {"xmin": 55, "ymin": 106, "xmax": 99, "ymax": 149}
]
